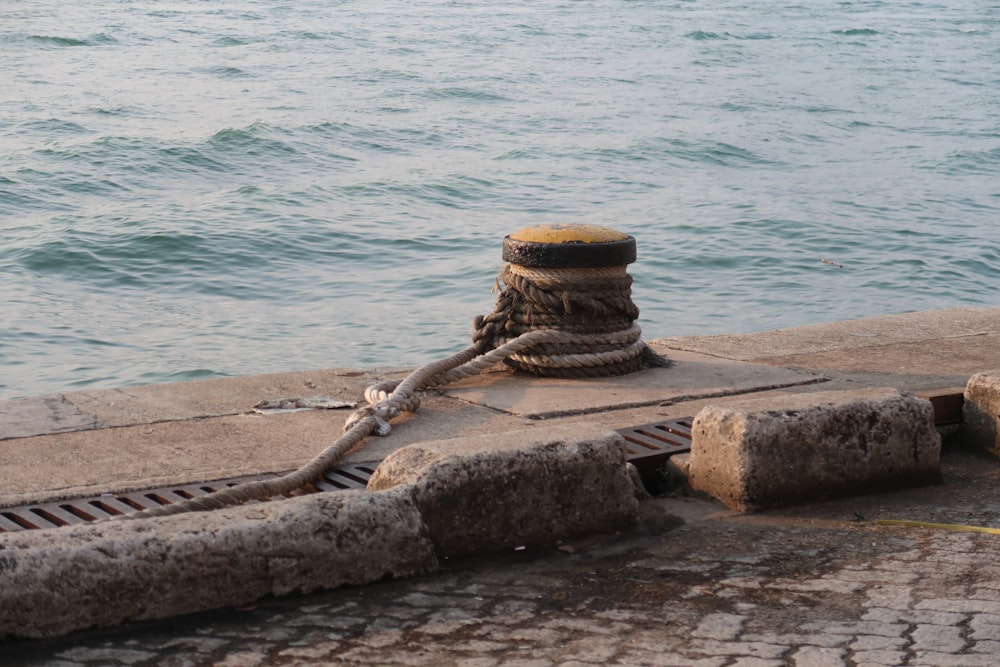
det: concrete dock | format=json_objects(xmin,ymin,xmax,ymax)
[{"xmin": 3, "ymin": 307, "xmax": 1000, "ymax": 665}]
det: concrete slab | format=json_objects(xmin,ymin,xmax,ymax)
[
  {"xmin": 66, "ymin": 368, "xmax": 385, "ymax": 428},
  {"xmin": 0, "ymin": 395, "xmax": 102, "ymax": 440},
  {"xmin": 785, "ymin": 370, "xmax": 973, "ymax": 394},
  {"xmin": 0, "ymin": 411, "xmax": 347, "ymax": 507},
  {"xmin": 0, "ymin": 367, "xmax": 399, "ymax": 441},
  {"xmin": 441, "ymin": 349, "xmax": 822, "ymax": 418},
  {"xmin": 748, "ymin": 334, "xmax": 1000, "ymax": 382},
  {"xmin": 0, "ymin": 396, "xmax": 529, "ymax": 508},
  {"xmin": 654, "ymin": 307, "xmax": 1000, "ymax": 363}
]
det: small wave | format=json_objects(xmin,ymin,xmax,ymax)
[
  {"xmin": 939, "ymin": 148, "xmax": 1000, "ymax": 175},
  {"xmin": 211, "ymin": 36, "xmax": 255, "ymax": 47},
  {"xmin": 198, "ymin": 65, "xmax": 254, "ymax": 79},
  {"xmin": 152, "ymin": 369, "xmax": 228, "ymax": 383},
  {"xmin": 684, "ymin": 30, "xmax": 729, "ymax": 40},
  {"xmin": 940, "ymin": 76, "xmax": 985, "ymax": 87},
  {"xmin": 88, "ymin": 106, "xmax": 135, "ymax": 116},
  {"xmin": 14, "ymin": 229, "xmax": 247, "ymax": 295},
  {"xmin": 25, "ymin": 33, "xmax": 118, "ymax": 47},
  {"xmin": 832, "ymin": 28, "xmax": 880, "ymax": 36},
  {"xmin": 89, "ymin": 33, "xmax": 118, "ymax": 45},
  {"xmin": 208, "ymin": 124, "xmax": 298, "ymax": 156},
  {"xmin": 635, "ymin": 137, "xmax": 778, "ymax": 168},
  {"xmin": 27, "ymin": 35, "xmax": 90, "ymax": 47},
  {"xmin": 424, "ymin": 87, "xmax": 511, "ymax": 102},
  {"xmin": 18, "ymin": 118, "xmax": 90, "ymax": 135}
]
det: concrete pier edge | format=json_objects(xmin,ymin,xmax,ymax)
[{"xmin": 2, "ymin": 307, "xmax": 1000, "ymax": 640}]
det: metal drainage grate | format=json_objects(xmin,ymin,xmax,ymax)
[
  {"xmin": 0, "ymin": 463, "xmax": 379, "ymax": 533},
  {"xmin": 1, "ymin": 421, "xmax": 694, "ymax": 533},
  {"xmin": 617, "ymin": 416, "xmax": 693, "ymax": 478}
]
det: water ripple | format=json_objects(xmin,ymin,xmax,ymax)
[{"xmin": 1, "ymin": 0, "xmax": 998, "ymax": 398}]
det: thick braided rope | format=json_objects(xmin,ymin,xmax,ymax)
[
  {"xmin": 473, "ymin": 263, "xmax": 666, "ymax": 377},
  {"xmin": 113, "ymin": 263, "xmax": 667, "ymax": 519},
  {"xmin": 114, "ymin": 328, "xmax": 619, "ymax": 520}
]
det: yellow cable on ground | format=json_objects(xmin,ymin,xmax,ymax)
[{"xmin": 874, "ymin": 519, "xmax": 1000, "ymax": 535}]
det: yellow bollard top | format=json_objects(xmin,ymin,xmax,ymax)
[
  {"xmin": 503, "ymin": 223, "xmax": 636, "ymax": 268},
  {"xmin": 507, "ymin": 223, "xmax": 631, "ymax": 244}
]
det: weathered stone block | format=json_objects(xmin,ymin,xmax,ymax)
[
  {"xmin": 0, "ymin": 488, "xmax": 436, "ymax": 639},
  {"xmin": 687, "ymin": 388, "xmax": 941, "ymax": 512},
  {"xmin": 367, "ymin": 423, "xmax": 639, "ymax": 556},
  {"xmin": 963, "ymin": 371, "xmax": 1000, "ymax": 454}
]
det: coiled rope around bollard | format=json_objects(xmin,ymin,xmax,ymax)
[
  {"xmin": 473, "ymin": 264, "xmax": 667, "ymax": 377},
  {"xmin": 114, "ymin": 225, "xmax": 668, "ymax": 520}
]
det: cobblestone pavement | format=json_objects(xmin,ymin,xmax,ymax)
[{"xmin": 6, "ymin": 449, "xmax": 1000, "ymax": 667}]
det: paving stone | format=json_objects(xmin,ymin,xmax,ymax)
[
  {"xmin": 789, "ymin": 646, "xmax": 848, "ymax": 667},
  {"xmin": 970, "ymin": 615, "xmax": 1000, "ymax": 641},
  {"xmin": 910, "ymin": 653, "xmax": 1000, "ymax": 666},
  {"xmin": 742, "ymin": 633, "xmax": 844, "ymax": 648},
  {"xmin": 555, "ymin": 637, "xmax": 621, "ymax": 663},
  {"xmin": 277, "ymin": 645, "xmax": 336, "ymax": 660},
  {"xmin": 541, "ymin": 617, "xmax": 632, "ymax": 636},
  {"xmin": 863, "ymin": 586, "xmax": 914, "ymax": 610},
  {"xmin": 614, "ymin": 653, "xmax": 728, "ymax": 667},
  {"xmin": 851, "ymin": 649, "xmax": 908, "ymax": 665},
  {"xmin": 969, "ymin": 639, "xmax": 1000, "ymax": 654},
  {"xmin": 862, "ymin": 607, "xmax": 965, "ymax": 626},
  {"xmin": 915, "ymin": 598, "xmax": 1000, "ymax": 615},
  {"xmin": 838, "ymin": 569, "xmax": 910, "ymax": 583},
  {"xmin": 800, "ymin": 621, "xmax": 909, "ymax": 638},
  {"xmin": 455, "ymin": 659, "xmax": 500, "ymax": 667},
  {"xmin": 691, "ymin": 613, "xmax": 747, "ymax": 641},
  {"xmin": 769, "ymin": 577, "xmax": 865, "ymax": 594},
  {"xmin": 688, "ymin": 639, "xmax": 786, "ymax": 659},
  {"xmin": 849, "ymin": 635, "xmax": 907, "ymax": 651},
  {"xmin": 54, "ymin": 648, "xmax": 156, "ymax": 664},
  {"xmin": 726, "ymin": 658, "xmax": 783, "ymax": 667},
  {"xmin": 909, "ymin": 623, "xmax": 967, "ymax": 653},
  {"xmin": 211, "ymin": 650, "xmax": 271, "ymax": 667}
]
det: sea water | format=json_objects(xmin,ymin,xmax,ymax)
[{"xmin": 1, "ymin": 0, "xmax": 998, "ymax": 399}]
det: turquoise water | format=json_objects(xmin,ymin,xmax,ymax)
[{"xmin": 2, "ymin": 0, "xmax": 998, "ymax": 400}]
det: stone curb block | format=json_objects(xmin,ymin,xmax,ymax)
[
  {"xmin": 0, "ymin": 488, "xmax": 436, "ymax": 639},
  {"xmin": 0, "ymin": 424, "xmax": 639, "ymax": 639},
  {"xmin": 368, "ymin": 423, "xmax": 639, "ymax": 557},
  {"xmin": 687, "ymin": 388, "xmax": 941, "ymax": 512},
  {"xmin": 963, "ymin": 371, "xmax": 1000, "ymax": 454}
]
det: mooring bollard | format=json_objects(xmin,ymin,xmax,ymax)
[
  {"xmin": 472, "ymin": 223, "xmax": 666, "ymax": 377},
  {"xmin": 105, "ymin": 223, "xmax": 667, "ymax": 521}
]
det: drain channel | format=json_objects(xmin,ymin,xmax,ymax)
[
  {"xmin": 617, "ymin": 417, "xmax": 693, "ymax": 478},
  {"xmin": 0, "ymin": 418, "xmax": 693, "ymax": 532},
  {"xmin": 0, "ymin": 463, "xmax": 379, "ymax": 533}
]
